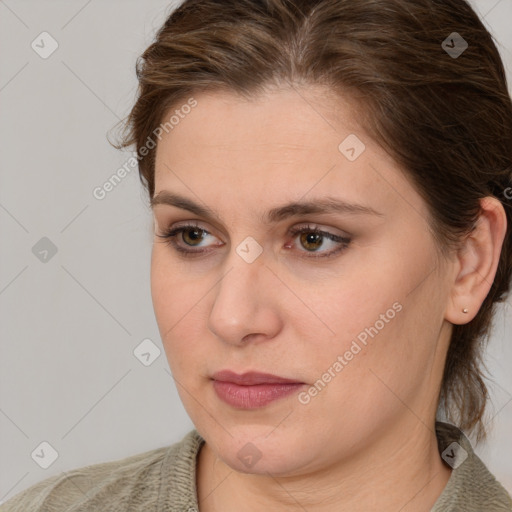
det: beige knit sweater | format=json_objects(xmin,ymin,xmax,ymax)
[{"xmin": 2, "ymin": 422, "xmax": 511, "ymax": 511}]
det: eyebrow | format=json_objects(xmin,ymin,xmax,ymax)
[{"xmin": 150, "ymin": 191, "xmax": 383, "ymax": 223}]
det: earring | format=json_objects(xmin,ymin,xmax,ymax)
[{"xmin": 462, "ymin": 308, "xmax": 469, "ymax": 314}]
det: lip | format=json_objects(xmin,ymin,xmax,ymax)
[
  {"xmin": 211, "ymin": 370, "xmax": 306, "ymax": 409},
  {"xmin": 211, "ymin": 370, "xmax": 304, "ymax": 385}
]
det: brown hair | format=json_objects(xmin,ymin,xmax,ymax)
[{"xmin": 114, "ymin": 0, "xmax": 512, "ymax": 442}]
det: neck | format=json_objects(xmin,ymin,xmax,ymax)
[{"xmin": 196, "ymin": 418, "xmax": 453, "ymax": 512}]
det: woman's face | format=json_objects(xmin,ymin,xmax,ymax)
[{"xmin": 151, "ymin": 85, "xmax": 454, "ymax": 475}]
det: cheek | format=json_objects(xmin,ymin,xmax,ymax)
[
  {"xmin": 150, "ymin": 246, "xmax": 205, "ymax": 325},
  {"xmin": 150, "ymin": 250, "xmax": 203, "ymax": 367},
  {"xmin": 150, "ymin": 252, "xmax": 177, "ymax": 333},
  {"xmin": 327, "ymin": 270, "xmax": 444, "ymax": 417},
  {"xmin": 307, "ymin": 241, "xmax": 439, "ymax": 376}
]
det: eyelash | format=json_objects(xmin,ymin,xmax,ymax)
[{"xmin": 155, "ymin": 223, "xmax": 351, "ymax": 259}]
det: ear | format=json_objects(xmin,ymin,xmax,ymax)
[{"xmin": 445, "ymin": 196, "xmax": 507, "ymax": 325}]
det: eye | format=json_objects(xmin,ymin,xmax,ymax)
[
  {"xmin": 287, "ymin": 224, "xmax": 351, "ymax": 259},
  {"xmin": 155, "ymin": 223, "xmax": 220, "ymax": 256},
  {"xmin": 155, "ymin": 222, "xmax": 351, "ymax": 259}
]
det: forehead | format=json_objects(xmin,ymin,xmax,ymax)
[
  {"xmin": 154, "ymin": 85, "xmax": 360, "ymax": 168},
  {"xmin": 151, "ymin": 86, "xmax": 428, "ymax": 226}
]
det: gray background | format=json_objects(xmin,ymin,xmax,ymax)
[{"xmin": 0, "ymin": 0, "xmax": 511, "ymax": 503}]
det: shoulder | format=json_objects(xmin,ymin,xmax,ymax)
[
  {"xmin": 433, "ymin": 421, "xmax": 512, "ymax": 511},
  {"xmin": 0, "ymin": 430, "xmax": 203, "ymax": 512}
]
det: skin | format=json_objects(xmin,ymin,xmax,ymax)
[{"xmin": 150, "ymin": 85, "xmax": 507, "ymax": 512}]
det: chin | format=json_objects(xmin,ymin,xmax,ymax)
[
  {"xmin": 208, "ymin": 424, "xmax": 315, "ymax": 476},
  {"xmin": 221, "ymin": 449, "xmax": 304, "ymax": 476}
]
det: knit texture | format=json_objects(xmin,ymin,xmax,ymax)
[{"xmin": 2, "ymin": 421, "xmax": 511, "ymax": 511}]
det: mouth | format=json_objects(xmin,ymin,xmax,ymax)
[{"xmin": 211, "ymin": 370, "xmax": 306, "ymax": 409}]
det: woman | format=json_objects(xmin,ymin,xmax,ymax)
[{"xmin": 3, "ymin": 0, "xmax": 512, "ymax": 510}]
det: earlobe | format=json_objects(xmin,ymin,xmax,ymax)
[{"xmin": 445, "ymin": 196, "xmax": 507, "ymax": 326}]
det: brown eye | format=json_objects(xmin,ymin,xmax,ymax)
[
  {"xmin": 181, "ymin": 227, "xmax": 207, "ymax": 246},
  {"xmin": 299, "ymin": 231, "xmax": 324, "ymax": 252},
  {"xmin": 156, "ymin": 223, "xmax": 351, "ymax": 260},
  {"xmin": 155, "ymin": 224, "xmax": 219, "ymax": 255},
  {"xmin": 289, "ymin": 225, "xmax": 352, "ymax": 259}
]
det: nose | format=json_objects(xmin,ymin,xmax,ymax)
[{"xmin": 207, "ymin": 247, "xmax": 283, "ymax": 346}]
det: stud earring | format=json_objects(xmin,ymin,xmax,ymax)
[{"xmin": 462, "ymin": 308, "xmax": 469, "ymax": 314}]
